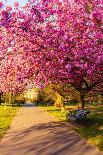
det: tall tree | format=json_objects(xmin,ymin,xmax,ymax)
[{"xmin": 0, "ymin": 0, "xmax": 103, "ymax": 108}]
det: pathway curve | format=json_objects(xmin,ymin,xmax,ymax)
[{"xmin": 0, "ymin": 102, "xmax": 102, "ymax": 155}]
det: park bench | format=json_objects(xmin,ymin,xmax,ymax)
[{"xmin": 66, "ymin": 109, "xmax": 90, "ymax": 122}]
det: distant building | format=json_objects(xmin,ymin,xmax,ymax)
[{"xmin": 24, "ymin": 89, "xmax": 38, "ymax": 101}]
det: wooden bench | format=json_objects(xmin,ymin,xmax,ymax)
[{"xmin": 66, "ymin": 109, "xmax": 90, "ymax": 122}]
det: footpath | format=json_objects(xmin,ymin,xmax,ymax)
[{"xmin": 0, "ymin": 102, "xmax": 102, "ymax": 155}]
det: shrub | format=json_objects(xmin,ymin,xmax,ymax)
[{"xmin": 35, "ymin": 90, "xmax": 55, "ymax": 106}]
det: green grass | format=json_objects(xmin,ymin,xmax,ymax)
[
  {"xmin": 75, "ymin": 107, "xmax": 103, "ymax": 151},
  {"xmin": 46, "ymin": 106, "xmax": 67, "ymax": 121},
  {"xmin": 39, "ymin": 104, "xmax": 103, "ymax": 151},
  {"xmin": 0, "ymin": 104, "xmax": 19, "ymax": 139}
]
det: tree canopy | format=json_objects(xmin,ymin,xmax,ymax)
[{"xmin": 0, "ymin": 0, "xmax": 103, "ymax": 107}]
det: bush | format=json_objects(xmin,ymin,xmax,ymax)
[
  {"xmin": 35, "ymin": 90, "xmax": 55, "ymax": 106},
  {"xmin": 46, "ymin": 98, "xmax": 54, "ymax": 106},
  {"xmin": 66, "ymin": 99, "xmax": 78, "ymax": 105}
]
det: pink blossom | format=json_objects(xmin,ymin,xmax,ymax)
[
  {"xmin": 14, "ymin": 2, "xmax": 19, "ymax": 8},
  {"xmin": 65, "ymin": 64, "xmax": 72, "ymax": 71},
  {"xmin": 0, "ymin": 1, "xmax": 3, "ymax": 8},
  {"xmin": 0, "ymin": 0, "xmax": 102, "ymax": 94}
]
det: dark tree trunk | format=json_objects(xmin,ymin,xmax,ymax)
[
  {"xmin": 77, "ymin": 103, "xmax": 80, "ymax": 109},
  {"xmin": 80, "ymin": 92, "xmax": 85, "ymax": 109}
]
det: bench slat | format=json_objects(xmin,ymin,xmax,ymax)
[{"xmin": 66, "ymin": 109, "xmax": 90, "ymax": 121}]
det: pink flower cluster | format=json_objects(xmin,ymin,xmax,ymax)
[{"xmin": 0, "ymin": 0, "xmax": 102, "ymax": 93}]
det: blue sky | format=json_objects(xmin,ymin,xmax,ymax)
[{"xmin": 3, "ymin": 0, "xmax": 28, "ymax": 6}]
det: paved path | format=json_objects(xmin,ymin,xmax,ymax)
[{"xmin": 0, "ymin": 102, "xmax": 103, "ymax": 155}]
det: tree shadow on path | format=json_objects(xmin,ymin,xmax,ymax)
[{"xmin": 0, "ymin": 121, "xmax": 102, "ymax": 155}]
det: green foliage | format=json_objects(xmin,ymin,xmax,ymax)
[
  {"xmin": 0, "ymin": 94, "xmax": 5, "ymax": 103},
  {"xmin": 1, "ymin": 93, "xmax": 26, "ymax": 106},
  {"xmin": 55, "ymin": 93, "xmax": 63, "ymax": 108},
  {"xmin": 35, "ymin": 89, "xmax": 55, "ymax": 106},
  {"xmin": 35, "ymin": 84, "xmax": 80, "ymax": 108},
  {"xmin": 13, "ymin": 93, "xmax": 26, "ymax": 105},
  {"xmin": 65, "ymin": 99, "xmax": 78, "ymax": 105}
]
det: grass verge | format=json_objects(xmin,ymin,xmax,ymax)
[
  {"xmin": 39, "ymin": 104, "xmax": 103, "ymax": 151},
  {"xmin": 0, "ymin": 104, "xmax": 19, "ymax": 139}
]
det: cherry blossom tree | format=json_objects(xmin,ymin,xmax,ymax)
[{"xmin": 0, "ymin": 0, "xmax": 103, "ymax": 108}]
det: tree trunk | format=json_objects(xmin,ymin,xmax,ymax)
[
  {"xmin": 80, "ymin": 92, "xmax": 85, "ymax": 109},
  {"xmin": 77, "ymin": 103, "xmax": 80, "ymax": 109},
  {"xmin": 9, "ymin": 92, "xmax": 13, "ymax": 104}
]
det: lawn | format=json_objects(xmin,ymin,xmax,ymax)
[
  {"xmin": 39, "ymin": 104, "xmax": 103, "ymax": 151},
  {"xmin": 0, "ymin": 104, "xmax": 19, "ymax": 139}
]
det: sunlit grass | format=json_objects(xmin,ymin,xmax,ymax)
[
  {"xmin": 0, "ymin": 104, "xmax": 19, "ymax": 139},
  {"xmin": 39, "ymin": 104, "xmax": 103, "ymax": 151},
  {"xmin": 46, "ymin": 106, "xmax": 67, "ymax": 121}
]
